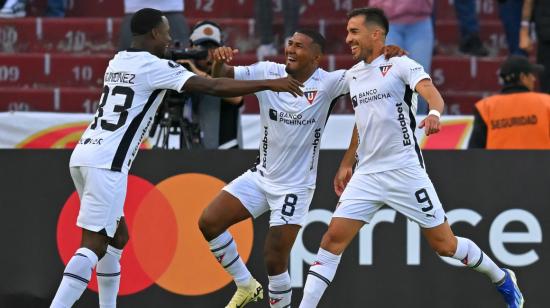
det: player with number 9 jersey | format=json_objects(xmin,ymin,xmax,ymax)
[{"xmin": 299, "ymin": 8, "xmax": 524, "ymax": 308}]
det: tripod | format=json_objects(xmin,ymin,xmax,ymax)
[{"xmin": 150, "ymin": 92, "xmax": 202, "ymax": 150}]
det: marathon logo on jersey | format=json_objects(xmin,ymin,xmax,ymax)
[
  {"xmin": 104, "ymin": 72, "xmax": 136, "ymax": 84},
  {"xmin": 355, "ymin": 88, "xmax": 391, "ymax": 106},
  {"xmin": 262, "ymin": 126, "xmax": 268, "ymax": 168},
  {"xmin": 310, "ymin": 128, "xmax": 322, "ymax": 170},
  {"xmin": 396, "ymin": 102, "xmax": 411, "ymax": 146},
  {"xmin": 304, "ymin": 91, "xmax": 318, "ymax": 104},
  {"xmin": 77, "ymin": 138, "xmax": 103, "ymax": 145},
  {"xmin": 379, "ymin": 64, "xmax": 393, "ymax": 77}
]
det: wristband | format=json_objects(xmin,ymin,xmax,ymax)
[
  {"xmin": 521, "ymin": 21, "xmax": 530, "ymax": 27},
  {"xmin": 428, "ymin": 109, "xmax": 441, "ymax": 118}
]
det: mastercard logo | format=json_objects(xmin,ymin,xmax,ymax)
[
  {"xmin": 17, "ymin": 122, "xmax": 151, "ymax": 149},
  {"xmin": 57, "ymin": 173, "xmax": 254, "ymax": 296}
]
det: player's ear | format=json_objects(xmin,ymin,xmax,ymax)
[
  {"xmin": 151, "ymin": 28, "xmax": 159, "ymax": 40},
  {"xmin": 313, "ymin": 52, "xmax": 322, "ymax": 64},
  {"xmin": 312, "ymin": 46, "xmax": 322, "ymax": 63}
]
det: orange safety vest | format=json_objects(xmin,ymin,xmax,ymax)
[{"xmin": 475, "ymin": 92, "xmax": 550, "ymax": 149}]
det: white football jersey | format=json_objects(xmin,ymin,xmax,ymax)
[
  {"xmin": 70, "ymin": 50, "xmax": 195, "ymax": 173},
  {"xmin": 347, "ymin": 55, "xmax": 430, "ymax": 174},
  {"xmin": 235, "ymin": 61, "xmax": 349, "ymax": 188}
]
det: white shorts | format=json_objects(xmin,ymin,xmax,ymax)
[
  {"xmin": 334, "ymin": 165, "xmax": 446, "ymax": 228},
  {"xmin": 223, "ymin": 170, "xmax": 315, "ymax": 226},
  {"xmin": 70, "ymin": 166, "xmax": 127, "ymax": 237}
]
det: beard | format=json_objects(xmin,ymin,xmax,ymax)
[{"xmin": 285, "ymin": 64, "xmax": 296, "ymax": 75}]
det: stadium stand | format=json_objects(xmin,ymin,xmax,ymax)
[{"xmin": 0, "ymin": 0, "xmax": 514, "ymax": 115}]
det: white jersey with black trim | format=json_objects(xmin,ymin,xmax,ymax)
[
  {"xmin": 70, "ymin": 50, "xmax": 195, "ymax": 173},
  {"xmin": 347, "ymin": 55, "xmax": 430, "ymax": 174},
  {"xmin": 234, "ymin": 61, "xmax": 349, "ymax": 188}
]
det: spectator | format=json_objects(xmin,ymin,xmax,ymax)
[
  {"xmin": 119, "ymin": 0, "xmax": 189, "ymax": 51},
  {"xmin": 498, "ymin": 0, "xmax": 527, "ymax": 56},
  {"xmin": 176, "ymin": 21, "xmax": 243, "ymax": 149},
  {"xmin": 454, "ymin": 0, "xmax": 489, "ymax": 56},
  {"xmin": 520, "ymin": 0, "xmax": 550, "ymax": 93},
  {"xmin": 0, "ymin": 0, "xmax": 65, "ymax": 18},
  {"xmin": 469, "ymin": 55, "xmax": 550, "ymax": 149},
  {"xmin": 369, "ymin": 0, "xmax": 434, "ymax": 114},
  {"xmin": 255, "ymin": 0, "xmax": 300, "ymax": 60}
]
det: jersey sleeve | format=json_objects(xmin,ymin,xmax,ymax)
[
  {"xmin": 395, "ymin": 56, "xmax": 430, "ymax": 91},
  {"xmin": 325, "ymin": 69, "xmax": 350, "ymax": 99},
  {"xmin": 233, "ymin": 61, "xmax": 271, "ymax": 81},
  {"xmin": 148, "ymin": 59, "xmax": 195, "ymax": 92}
]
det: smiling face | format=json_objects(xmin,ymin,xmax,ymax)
[
  {"xmin": 346, "ymin": 15, "xmax": 383, "ymax": 62},
  {"xmin": 151, "ymin": 16, "xmax": 172, "ymax": 58},
  {"xmin": 284, "ymin": 32, "xmax": 320, "ymax": 76}
]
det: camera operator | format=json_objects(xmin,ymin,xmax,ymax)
[{"xmin": 176, "ymin": 21, "xmax": 244, "ymax": 149}]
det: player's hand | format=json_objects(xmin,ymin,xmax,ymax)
[
  {"xmin": 382, "ymin": 45, "xmax": 407, "ymax": 59},
  {"xmin": 269, "ymin": 77, "xmax": 304, "ymax": 97},
  {"xmin": 334, "ymin": 165, "xmax": 353, "ymax": 197},
  {"xmin": 212, "ymin": 46, "xmax": 239, "ymax": 64},
  {"xmin": 419, "ymin": 114, "xmax": 441, "ymax": 136}
]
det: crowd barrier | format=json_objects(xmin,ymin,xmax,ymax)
[
  {"xmin": 0, "ymin": 112, "xmax": 474, "ymax": 150},
  {"xmin": 0, "ymin": 150, "xmax": 547, "ymax": 307}
]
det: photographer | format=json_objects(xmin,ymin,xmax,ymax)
[{"xmin": 175, "ymin": 21, "xmax": 244, "ymax": 149}]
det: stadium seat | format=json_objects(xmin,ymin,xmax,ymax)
[
  {"xmin": 0, "ymin": 0, "xmax": 521, "ymax": 114},
  {"xmin": 0, "ymin": 87, "xmax": 99, "ymax": 112}
]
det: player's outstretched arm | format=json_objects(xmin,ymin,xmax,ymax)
[
  {"xmin": 334, "ymin": 125, "xmax": 358, "ymax": 197},
  {"xmin": 182, "ymin": 75, "xmax": 303, "ymax": 98},
  {"xmin": 417, "ymin": 79, "xmax": 444, "ymax": 136},
  {"xmin": 211, "ymin": 46, "xmax": 238, "ymax": 78}
]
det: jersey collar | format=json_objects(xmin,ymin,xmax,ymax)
[
  {"xmin": 501, "ymin": 84, "xmax": 530, "ymax": 94},
  {"xmin": 126, "ymin": 48, "xmax": 148, "ymax": 53},
  {"xmin": 362, "ymin": 54, "xmax": 386, "ymax": 68}
]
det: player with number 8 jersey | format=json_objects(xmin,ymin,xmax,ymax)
[
  {"xmin": 52, "ymin": 8, "xmax": 304, "ymax": 308},
  {"xmin": 198, "ymin": 29, "xmax": 405, "ymax": 308}
]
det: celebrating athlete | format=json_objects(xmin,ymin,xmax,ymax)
[{"xmin": 50, "ymin": 8, "xmax": 303, "ymax": 308}]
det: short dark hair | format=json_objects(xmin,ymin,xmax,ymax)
[
  {"xmin": 131, "ymin": 8, "xmax": 164, "ymax": 36},
  {"xmin": 347, "ymin": 7, "xmax": 389, "ymax": 35},
  {"xmin": 295, "ymin": 28, "xmax": 326, "ymax": 53}
]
